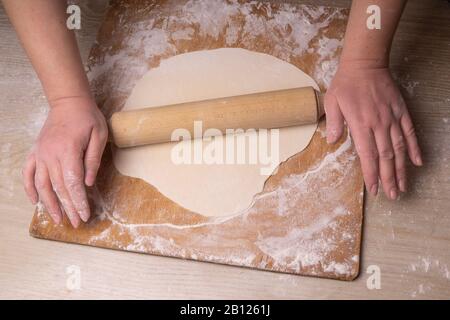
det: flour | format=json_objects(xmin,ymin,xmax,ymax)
[
  {"xmin": 255, "ymin": 197, "xmax": 353, "ymax": 272},
  {"xmin": 88, "ymin": 1, "xmax": 345, "ymax": 105},
  {"xmin": 314, "ymin": 36, "xmax": 343, "ymax": 88},
  {"xmin": 182, "ymin": 0, "xmax": 240, "ymax": 39},
  {"xmin": 1, "ymin": 143, "xmax": 11, "ymax": 153},
  {"xmin": 250, "ymin": 133, "xmax": 357, "ymax": 274},
  {"xmin": 35, "ymin": 202, "xmax": 50, "ymax": 227},
  {"xmin": 407, "ymin": 255, "xmax": 450, "ymax": 280},
  {"xmin": 171, "ymin": 28, "xmax": 195, "ymax": 41},
  {"xmin": 324, "ymin": 261, "xmax": 352, "ymax": 275},
  {"xmin": 88, "ymin": 193, "xmax": 259, "ymax": 267},
  {"xmin": 393, "ymin": 72, "xmax": 420, "ymax": 97}
]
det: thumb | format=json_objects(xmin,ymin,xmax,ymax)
[
  {"xmin": 324, "ymin": 92, "xmax": 345, "ymax": 144},
  {"xmin": 84, "ymin": 129, "xmax": 107, "ymax": 186}
]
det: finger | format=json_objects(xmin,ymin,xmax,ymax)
[
  {"xmin": 84, "ymin": 129, "xmax": 107, "ymax": 186},
  {"xmin": 61, "ymin": 157, "xmax": 90, "ymax": 222},
  {"xmin": 324, "ymin": 93, "xmax": 345, "ymax": 144},
  {"xmin": 22, "ymin": 152, "xmax": 38, "ymax": 204},
  {"xmin": 48, "ymin": 160, "xmax": 82, "ymax": 228},
  {"xmin": 374, "ymin": 126, "xmax": 398, "ymax": 200},
  {"xmin": 349, "ymin": 124, "xmax": 379, "ymax": 196},
  {"xmin": 391, "ymin": 124, "xmax": 407, "ymax": 192},
  {"xmin": 400, "ymin": 112, "xmax": 423, "ymax": 166},
  {"xmin": 34, "ymin": 162, "xmax": 62, "ymax": 225}
]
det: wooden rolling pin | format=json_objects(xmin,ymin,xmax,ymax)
[{"xmin": 110, "ymin": 86, "xmax": 324, "ymax": 148}]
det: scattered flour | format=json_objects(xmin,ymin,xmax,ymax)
[
  {"xmin": 88, "ymin": 0, "xmax": 345, "ymax": 107},
  {"xmin": 408, "ymin": 256, "xmax": 450, "ymax": 279},
  {"xmin": 314, "ymin": 36, "xmax": 343, "ymax": 88},
  {"xmin": 1, "ymin": 143, "xmax": 11, "ymax": 153},
  {"xmin": 393, "ymin": 73, "xmax": 420, "ymax": 97}
]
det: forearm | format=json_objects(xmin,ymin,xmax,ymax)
[
  {"xmin": 2, "ymin": 0, "xmax": 91, "ymax": 104},
  {"xmin": 341, "ymin": 0, "xmax": 406, "ymax": 68}
]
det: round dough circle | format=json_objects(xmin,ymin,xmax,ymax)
[{"xmin": 114, "ymin": 48, "xmax": 318, "ymax": 217}]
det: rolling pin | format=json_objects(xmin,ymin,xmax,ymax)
[{"xmin": 110, "ymin": 86, "xmax": 324, "ymax": 148}]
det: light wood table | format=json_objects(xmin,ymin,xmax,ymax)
[{"xmin": 0, "ymin": 0, "xmax": 449, "ymax": 299}]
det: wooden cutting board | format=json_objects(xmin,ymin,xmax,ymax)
[{"xmin": 29, "ymin": 0, "xmax": 364, "ymax": 281}]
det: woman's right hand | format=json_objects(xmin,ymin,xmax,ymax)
[{"xmin": 23, "ymin": 96, "xmax": 108, "ymax": 228}]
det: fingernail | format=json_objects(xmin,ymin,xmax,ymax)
[
  {"xmin": 51, "ymin": 214, "xmax": 61, "ymax": 225},
  {"xmin": 327, "ymin": 130, "xmax": 337, "ymax": 144},
  {"xmin": 80, "ymin": 210, "xmax": 90, "ymax": 222},
  {"xmin": 66, "ymin": 210, "xmax": 80, "ymax": 228},
  {"xmin": 399, "ymin": 179, "xmax": 406, "ymax": 192},
  {"xmin": 72, "ymin": 219, "xmax": 80, "ymax": 229},
  {"xmin": 390, "ymin": 188, "xmax": 398, "ymax": 200},
  {"xmin": 85, "ymin": 175, "xmax": 95, "ymax": 187},
  {"xmin": 416, "ymin": 155, "xmax": 423, "ymax": 166},
  {"xmin": 370, "ymin": 184, "xmax": 378, "ymax": 195}
]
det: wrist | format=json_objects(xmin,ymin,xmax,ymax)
[
  {"xmin": 338, "ymin": 56, "xmax": 389, "ymax": 71},
  {"xmin": 48, "ymin": 94, "xmax": 96, "ymax": 110}
]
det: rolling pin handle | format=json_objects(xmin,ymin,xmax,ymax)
[{"xmin": 315, "ymin": 90, "xmax": 325, "ymax": 120}]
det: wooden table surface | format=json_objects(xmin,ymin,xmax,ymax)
[{"xmin": 0, "ymin": 0, "xmax": 449, "ymax": 299}]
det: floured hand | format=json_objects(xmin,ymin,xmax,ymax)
[
  {"xmin": 325, "ymin": 62, "xmax": 423, "ymax": 199},
  {"xmin": 23, "ymin": 96, "xmax": 108, "ymax": 227}
]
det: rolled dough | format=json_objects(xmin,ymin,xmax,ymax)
[{"xmin": 114, "ymin": 48, "xmax": 318, "ymax": 217}]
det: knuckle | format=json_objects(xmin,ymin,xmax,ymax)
[
  {"xmin": 368, "ymin": 106, "xmax": 390, "ymax": 128},
  {"xmin": 378, "ymin": 115, "xmax": 394, "ymax": 129},
  {"xmin": 403, "ymin": 125, "xmax": 416, "ymax": 138},
  {"xmin": 361, "ymin": 121, "xmax": 374, "ymax": 130},
  {"xmin": 391, "ymin": 105, "xmax": 403, "ymax": 120},
  {"xmin": 63, "ymin": 171, "xmax": 83, "ymax": 189},
  {"xmin": 47, "ymin": 202, "xmax": 60, "ymax": 214},
  {"xmin": 378, "ymin": 148, "xmax": 394, "ymax": 160},
  {"xmin": 35, "ymin": 177, "xmax": 49, "ymax": 190},
  {"xmin": 65, "ymin": 178, "xmax": 82, "ymax": 190},
  {"xmin": 86, "ymin": 156, "xmax": 101, "ymax": 169},
  {"xmin": 51, "ymin": 180, "xmax": 65, "ymax": 194},
  {"xmin": 358, "ymin": 148, "xmax": 379, "ymax": 161},
  {"xmin": 392, "ymin": 139, "xmax": 406, "ymax": 153},
  {"xmin": 97, "ymin": 129, "xmax": 109, "ymax": 142},
  {"xmin": 60, "ymin": 141, "xmax": 82, "ymax": 157},
  {"xmin": 356, "ymin": 114, "xmax": 377, "ymax": 130},
  {"xmin": 35, "ymin": 147, "xmax": 60, "ymax": 163},
  {"xmin": 355, "ymin": 115, "xmax": 374, "ymax": 129}
]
